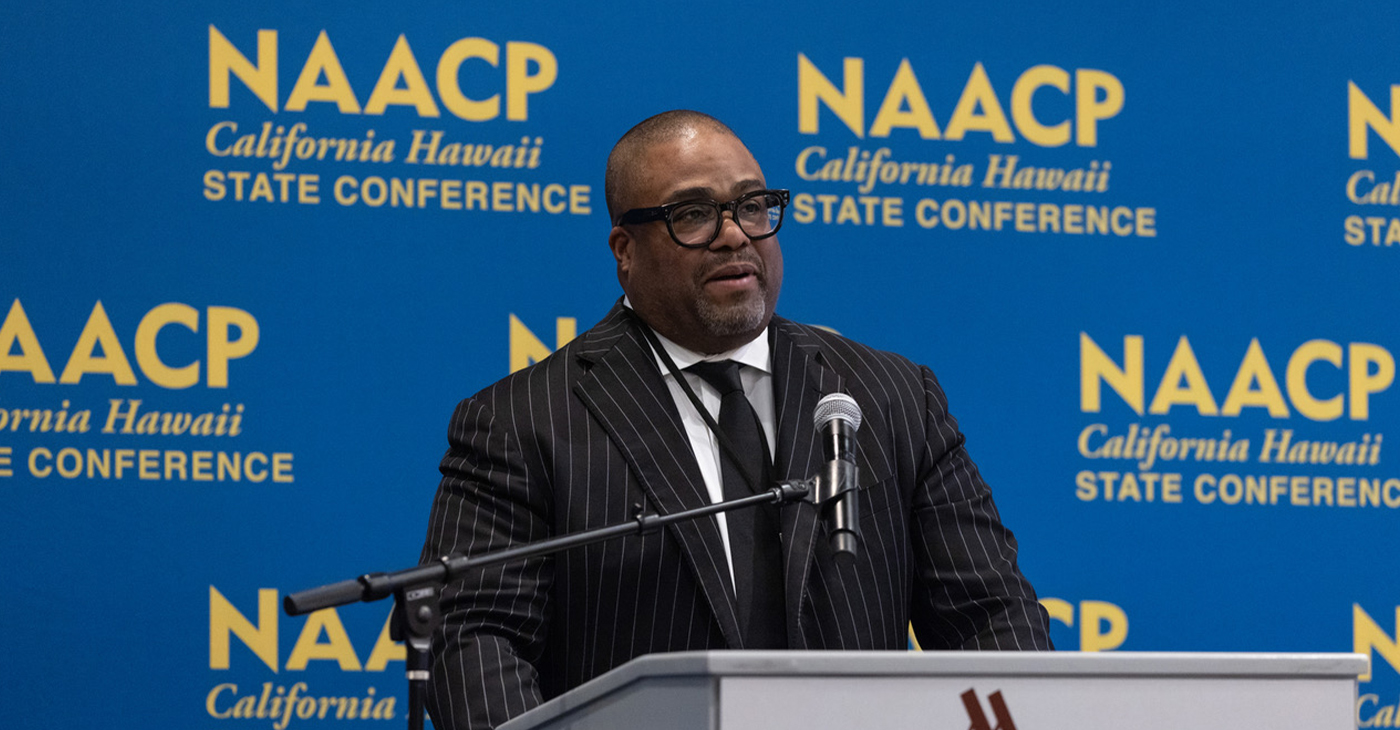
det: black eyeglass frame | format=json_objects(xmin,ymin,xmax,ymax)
[{"xmin": 613, "ymin": 189, "xmax": 791, "ymax": 249}]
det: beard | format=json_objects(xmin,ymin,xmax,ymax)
[
  {"xmin": 695, "ymin": 284, "xmax": 769, "ymax": 336},
  {"xmin": 693, "ymin": 254, "xmax": 770, "ymax": 337}
]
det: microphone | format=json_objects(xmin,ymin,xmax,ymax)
[{"xmin": 813, "ymin": 393, "xmax": 862, "ymax": 564}]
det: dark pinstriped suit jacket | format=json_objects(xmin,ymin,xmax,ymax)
[{"xmin": 420, "ymin": 303, "xmax": 1052, "ymax": 730}]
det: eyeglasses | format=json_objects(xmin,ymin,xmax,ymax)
[{"xmin": 614, "ymin": 189, "xmax": 790, "ymax": 248}]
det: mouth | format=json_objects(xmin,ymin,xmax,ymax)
[{"xmin": 704, "ymin": 262, "xmax": 761, "ymax": 287}]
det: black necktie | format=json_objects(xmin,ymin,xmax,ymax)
[{"xmin": 686, "ymin": 360, "xmax": 787, "ymax": 649}]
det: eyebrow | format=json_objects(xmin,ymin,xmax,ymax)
[{"xmin": 665, "ymin": 179, "xmax": 766, "ymax": 204}]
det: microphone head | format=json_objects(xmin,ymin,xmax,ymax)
[{"xmin": 813, "ymin": 392, "xmax": 862, "ymax": 432}]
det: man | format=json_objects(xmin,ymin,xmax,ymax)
[{"xmin": 420, "ymin": 110, "xmax": 1052, "ymax": 730}]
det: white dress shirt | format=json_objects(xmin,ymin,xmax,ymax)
[{"xmin": 625, "ymin": 302, "xmax": 776, "ymax": 585}]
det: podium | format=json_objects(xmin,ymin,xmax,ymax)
[{"xmin": 498, "ymin": 651, "xmax": 1366, "ymax": 730}]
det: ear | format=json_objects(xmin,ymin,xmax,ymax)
[{"xmin": 608, "ymin": 225, "xmax": 634, "ymax": 276}]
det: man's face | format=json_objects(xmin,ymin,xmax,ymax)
[{"xmin": 609, "ymin": 127, "xmax": 784, "ymax": 355}]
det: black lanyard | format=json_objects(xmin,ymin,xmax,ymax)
[{"xmin": 632, "ymin": 313, "xmax": 775, "ymax": 496}]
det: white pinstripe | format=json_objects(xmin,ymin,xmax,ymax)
[{"xmin": 420, "ymin": 304, "xmax": 1051, "ymax": 729}]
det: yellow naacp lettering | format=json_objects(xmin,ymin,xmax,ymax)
[
  {"xmin": 798, "ymin": 55, "xmax": 1123, "ymax": 147},
  {"xmin": 1348, "ymin": 81, "xmax": 1400, "ymax": 160},
  {"xmin": 208, "ymin": 587, "xmax": 403, "ymax": 673},
  {"xmin": 1011, "ymin": 65, "xmax": 1071, "ymax": 147},
  {"xmin": 1081, "ymin": 333, "xmax": 1394, "ymax": 421},
  {"xmin": 1351, "ymin": 343, "xmax": 1396, "ymax": 420},
  {"xmin": 208, "ymin": 25, "xmax": 556, "ymax": 122},
  {"xmin": 364, "ymin": 35, "xmax": 439, "ymax": 117},
  {"xmin": 1041, "ymin": 598, "xmax": 1128, "ymax": 651},
  {"xmin": 1075, "ymin": 70, "xmax": 1124, "ymax": 146},
  {"xmin": 285, "ymin": 30, "xmax": 361, "ymax": 113},
  {"xmin": 135, "ymin": 303, "xmax": 200, "ymax": 389},
  {"xmin": 436, "ymin": 38, "xmax": 501, "ymax": 121},
  {"xmin": 798, "ymin": 55, "xmax": 864, "ymax": 139},
  {"xmin": 0, "ymin": 300, "xmax": 259, "ymax": 389},
  {"xmin": 208, "ymin": 306, "xmax": 260, "ymax": 389},
  {"xmin": 59, "ymin": 302, "xmax": 138, "ymax": 385},
  {"xmin": 209, "ymin": 26, "xmax": 278, "ymax": 111},
  {"xmin": 365, "ymin": 612, "xmax": 407, "ymax": 671},
  {"xmin": 868, "ymin": 59, "xmax": 941, "ymax": 139},
  {"xmin": 943, "ymin": 62, "xmax": 1014, "ymax": 143},
  {"xmin": 0, "ymin": 299, "xmax": 56, "ymax": 383},
  {"xmin": 1080, "ymin": 332, "xmax": 1144, "ymax": 415},
  {"xmin": 1041, "ymin": 597, "xmax": 1074, "ymax": 626},
  {"xmin": 210, "ymin": 586, "xmax": 279, "ymax": 672},
  {"xmin": 1079, "ymin": 600, "xmax": 1129, "ymax": 651},
  {"xmin": 509, "ymin": 314, "xmax": 576, "ymax": 373},
  {"xmin": 504, "ymin": 42, "xmax": 556, "ymax": 121},
  {"xmin": 1355, "ymin": 604, "xmax": 1400, "ymax": 682},
  {"xmin": 286, "ymin": 608, "xmax": 362, "ymax": 671},
  {"xmin": 1220, "ymin": 339, "xmax": 1289, "ymax": 418},
  {"xmin": 1287, "ymin": 340, "xmax": 1344, "ymax": 421},
  {"xmin": 1148, "ymin": 336, "xmax": 1218, "ymax": 416}
]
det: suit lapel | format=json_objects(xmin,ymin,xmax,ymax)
[
  {"xmin": 769, "ymin": 320, "xmax": 830, "ymax": 645},
  {"xmin": 771, "ymin": 318, "xmax": 889, "ymax": 487},
  {"xmin": 571, "ymin": 306, "xmax": 744, "ymax": 648},
  {"xmin": 769, "ymin": 319, "xmax": 886, "ymax": 646}
]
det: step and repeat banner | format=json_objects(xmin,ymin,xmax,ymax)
[{"xmin": 3, "ymin": 1, "xmax": 1399, "ymax": 727}]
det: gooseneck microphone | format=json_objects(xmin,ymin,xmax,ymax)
[{"xmin": 813, "ymin": 393, "xmax": 862, "ymax": 564}]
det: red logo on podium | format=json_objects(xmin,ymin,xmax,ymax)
[{"xmin": 961, "ymin": 688, "xmax": 1018, "ymax": 730}]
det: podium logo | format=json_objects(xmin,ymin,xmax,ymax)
[{"xmin": 962, "ymin": 688, "xmax": 1017, "ymax": 730}]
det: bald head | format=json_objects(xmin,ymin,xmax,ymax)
[{"xmin": 604, "ymin": 110, "xmax": 740, "ymax": 222}]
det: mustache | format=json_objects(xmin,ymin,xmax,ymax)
[{"xmin": 697, "ymin": 251, "xmax": 765, "ymax": 280}]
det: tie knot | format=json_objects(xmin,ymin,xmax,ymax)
[{"xmin": 687, "ymin": 360, "xmax": 745, "ymax": 396}]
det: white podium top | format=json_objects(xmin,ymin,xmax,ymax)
[
  {"xmin": 502, "ymin": 651, "xmax": 1368, "ymax": 730},
  {"xmin": 612, "ymin": 649, "xmax": 1368, "ymax": 678}
]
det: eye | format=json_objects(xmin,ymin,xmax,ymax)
[
  {"xmin": 737, "ymin": 197, "xmax": 766, "ymax": 217},
  {"xmin": 671, "ymin": 203, "xmax": 714, "ymax": 227}
]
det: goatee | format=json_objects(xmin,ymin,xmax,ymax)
[{"xmin": 695, "ymin": 282, "xmax": 769, "ymax": 336}]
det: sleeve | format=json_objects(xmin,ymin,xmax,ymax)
[
  {"xmin": 906, "ymin": 365, "xmax": 1054, "ymax": 651},
  {"xmin": 419, "ymin": 395, "xmax": 554, "ymax": 730}
]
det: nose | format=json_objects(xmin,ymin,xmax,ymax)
[{"xmin": 708, "ymin": 211, "xmax": 750, "ymax": 250}]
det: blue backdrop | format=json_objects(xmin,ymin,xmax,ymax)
[{"xmin": 3, "ymin": 1, "xmax": 1399, "ymax": 727}]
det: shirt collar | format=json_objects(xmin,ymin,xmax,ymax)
[{"xmin": 623, "ymin": 297, "xmax": 772, "ymax": 376}]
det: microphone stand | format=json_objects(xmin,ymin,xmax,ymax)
[{"xmin": 282, "ymin": 480, "xmax": 814, "ymax": 730}]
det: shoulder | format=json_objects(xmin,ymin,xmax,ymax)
[
  {"xmin": 771, "ymin": 315, "xmax": 955, "ymax": 438},
  {"xmin": 773, "ymin": 315, "xmax": 926, "ymax": 382},
  {"xmin": 470, "ymin": 302, "xmax": 639, "ymax": 404}
]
